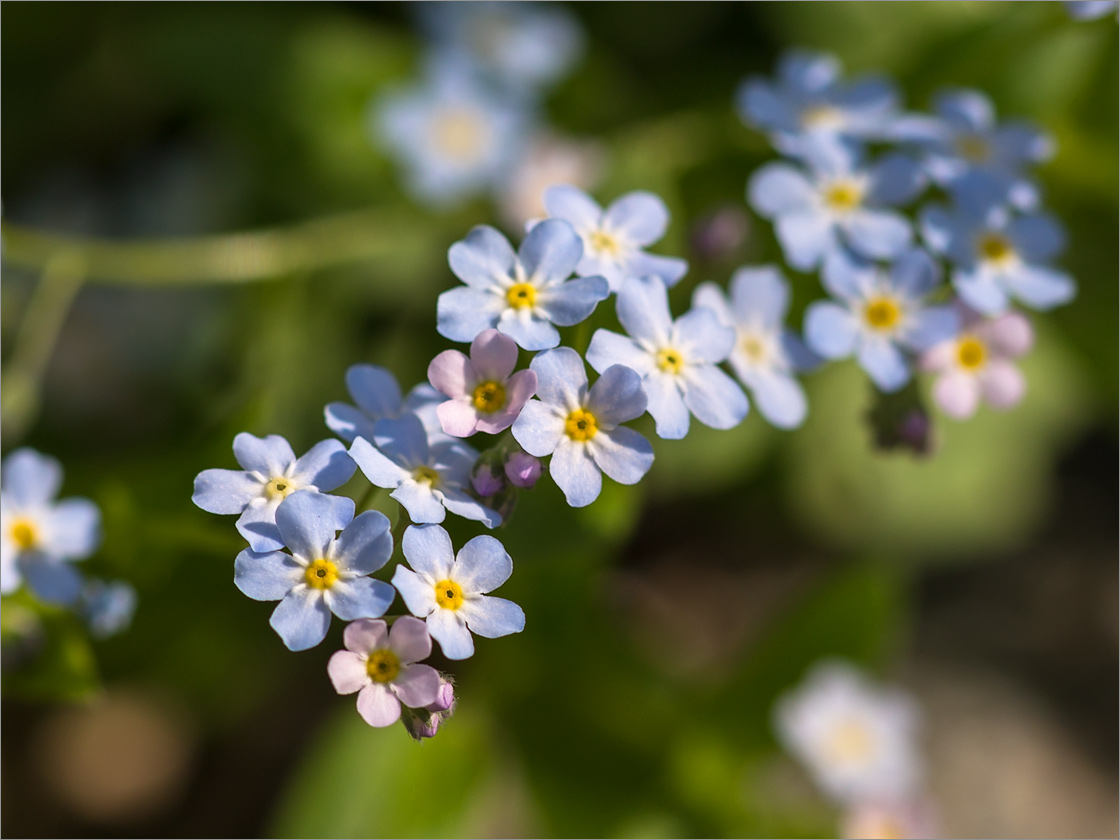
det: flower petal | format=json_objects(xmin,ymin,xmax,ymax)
[
  {"xmin": 426, "ymin": 607, "xmax": 475, "ymax": 660},
  {"xmin": 544, "ymin": 184, "xmax": 603, "ymax": 230},
  {"xmin": 866, "ymin": 153, "xmax": 925, "ymax": 206},
  {"xmin": 776, "ymin": 211, "xmax": 836, "ymax": 271},
  {"xmin": 680, "ymin": 365, "xmax": 749, "ymax": 430},
  {"xmin": 586, "ymin": 329, "xmax": 654, "ymax": 377},
  {"xmin": 980, "ymin": 359, "xmax": 1026, "ymax": 409},
  {"xmin": 749, "ymin": 371, "xmax": 809, "ymax": 429},
  {"xmin": 233, "ymin": 433, "xmax": 295, "ymax": 477},
  {"xmin": 616, "ymin": 275, "xmax": 673, "ymax": 345},
  {"xmin": 2, "ymin": 449, "xmax": 62, "ymax": 508},
  {"xmin": 528, "ymin": 347, "xmax": 586, "ymax": 410},
  {"xmin": 520, "ymin": 218, "xmax": 583, "ymax": 284},
  {"xmin": 536, "ymin": 276, "xmax": 610, "ymax": 327},
  {"xmin": 981, "ymin": 311, "xmax": 1033, "ymax": 357},
  {"xmin": 748, "ymin": 163, "xmax": 817, "ymax": 217},
  {"xmin": 439, "ymin": 489, "xmax": 501, "ymax": 528},
  {"xmin": 1005, "ymin": 265, "xmax": 1076, "ymax": 311},
  {"xmin": 192, "ymin": 469, "xmax": 264, "ymax": 514},
  {"xmin": 643, "ymin": 371, "xmax": 690, "ymax": 439},
  {"xmin": 804, "ymin": 302, "xmax": 860, "ymax": 359},
  {"xmin": 392, "ymin": 565, "xmax": 438, "ymax": 618},
  {"xmin": 401, "ymin": 523, "xmax": 455, "ymax": 580},
  {"xmin": 327, "ymin": 577, "xmax": 396, "ymax": 621},
  {"xmin": 22, "ymin": 558, "xmax": 83, "ymax": 606},
  {"xmin": 934, "ymin": 371, "xmax": 981, "ymax": 419},
  {"xmin": 588, "ymin": 425, "xmax": 654, "ymax": 485},
  {"xmin": 448, "ymin": 225, "xmax": 517, "ymax": 289},
  {"xmin": 333, "ymin": 510, "xmax": 393, "ymax": 575},
  {"xmin": 324, "ymin": 402, "xmax": 374, "ymax": 445},
  {"xmin": 356, "ymin": 682, "xmax": 402, "ymax": 727},
  {"xmin": 388, "ymin": 615, "xmax": 432, "ymax": 663},
  {"xmin": 391, "ymin": 480, "xmax": 447, "ymax": 525},
  {"xmin": 729, "ymin": 265, "xmax": 790, "ymax": 328},
  {"xmin": 45, "ymin": 498, "xmax": 101, "ymax": 559},
  {"xmin": 902, "ymin": 305, "xmax": 959, "ymax": 352},
  {"xmin": 603, "ymin": 191, "xmax": 670, "ymax": 246},
  {"xmin": 586, "ymin": 364, "xmax": 648, "ymax": 426},
  {"xmin": 235, "ymin": 549, "xmax": 303, "ymax": 601},
  {"xmin": 626, "ymin": 253, "xmax": 689, "ymax": 289},
  {"xmin": 328, "ymin": 650, "xmax": 370, "ymax": 695},
  {"xmin": 270, "ymin": 588, "xmax": 332, "ymax": 651},
  {"xmin": 470, "ymin": 328, "xmax": 519, "ymax": 382},
  {"xmin": 511, "ymin": 399, "xmax": 566, "ymax": 457},
  {"xmin": 275, "ymin": 491, "xmax": 355, "ymax": 562},
  {"xmin": 890, "ymin": 248, "xmax": 941, "ymax": 298},
  {"xmin": 858, "ymin": 336, "xmax": 911, "ymax": 392},
  {"xmin": 345, "ymin": 364, "xmax": 402, "ymax": 418},
  {"xmin": 691, "ymin": 282, "xmax": 734, "ymax": 326},
  {"xmin": 437, "ymin": 286, "xmax": 505, "ymax": 343},
  {"xmin": 343, "ymin": 617, "xmax": 389, "ymax": 654},
  {"xmin": 428, "ymin": 349, "xmax": 475, "ymax": 400},
  {"xmin": 291, "ymin": 439, "xmax": 355, "ymax": 491},
  {"xmin": 497, "ymin": 309, "xmax": 561, "ymax": 351},
  {"xmin": 235, "ymin": 497, "xmax": 284, "ymax": 552},
  {"xmin": 348, "ymin": 437, "xmax": 409, "ymax": 490},
  {"xmin": 674, "ymin": 307, "xmax": 736, "ymax": 365},
  {"xmin": 844, "ymin": 210, "xmax": 912, "ymax": 260},
  {"xmin": 372, "ymin": 414, "xmax": 430, "ymax": 468},
  {"xmin": 548, "ymin": 438, "xmax": 602, "ymax": 508},
  {"xmin": 453, "ymin": 535, "xmax": 512, "ymax": 593},
  {"xmin": 392, "ymin": 663, "xmax": 442, "ymax": 708},
  {"xmin": 460, "ymin": 595, "xmax": 526, "ymax": 639}
]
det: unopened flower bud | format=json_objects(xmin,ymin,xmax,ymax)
[
  {"xmin": 471, "ymin": 462, "xmax": 505, "ymax": 497},
  {"xmin": 426, "ymin": 677, "xmax": 456, "ymax": 713},
  {"xmin": 504, "ymin": 452, "xmax": 542, "ymax": 488},
  {"xmin": 401, "ymin": 677, "xmax": 456, "ymax": 742}
]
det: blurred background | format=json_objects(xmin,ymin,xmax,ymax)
[{"xmin": 1, "ymin": 2, "xmax": 1116, "ymax": 837}]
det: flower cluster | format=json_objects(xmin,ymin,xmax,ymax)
[
  {"xmin": 774, "ymin": 660, "xmax": 936, "ymax": 838},
  {"xmin": 1, "ymin": 448, "xmax": 136, "ymax": 639},
  {"xmin": 739, "ymin": 49, "xmax": 1074, "ymax": 419}
]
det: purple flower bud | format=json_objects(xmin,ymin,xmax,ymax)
[
  {"xmin": 426, "ymin": 678, "xmax": 455, "ymax": 713},
  {"xmin": 471, "ymin": 462, "xmax": 505, "ymax": 497},
  {"xmin": 402, "ymin": 710, "xmax": 443, "ymax": 741},
  {"xmin": 504, "ymin": 452, "xmax": 542, "ymax": 488},
  {"xmin": 401, "ymin": 678, "xmax": 456, "ymax": 742}
]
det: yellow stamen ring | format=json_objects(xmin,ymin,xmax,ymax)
[
  {"xmin": 305, "ymin": 558, "xmax": 339, "ymax": 590},
  {"xmin": 472, "ymin": 380, "xmax": 507, "ymax": 413},
  {"xmin": 365, "ymin": 649, "xmax": 401, "ymax": 683},
  {"xmin": 435, "ymin": 579, "xmax": 464, "ymax": 610},
  {"xmin": 564, "ymin": 408, "xmax": 598, "ymax": 442}
]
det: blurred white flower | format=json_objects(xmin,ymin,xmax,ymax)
[{"xmin": 498, "ymin": 133, "xmax": 605, "ymax": 230}]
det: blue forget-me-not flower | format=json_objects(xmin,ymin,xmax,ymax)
[
  {"xmin": 511, "ymin": 347, "xmax": 654, "ymax": 507},
  {"xmin": 325, "ymin": 363, "xmax": 449, "ymax": 447},
  {"xmin": 437, "ymin": 219, "xmax": 609, "ymax": 351},
  {"xmin": 234, "ymin": 491, "xmax": 396, "ymax": 651},
  {"xmin": 587, "ymin": 275, "xmax": 748, "ymax": 439},
  {"xmin": 82, "ymin": 579, "xmax": 138, "ymax": 639}
]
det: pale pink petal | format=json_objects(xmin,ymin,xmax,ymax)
[
  {"xmin": 437, "ymin": 399, "xmax": 481, "ymax": 437},
  {"xmin": 918, "ymin": 340, "xmax": 957, "ymax": 374},
  {"xmin": 475, "ymin": 369, "xmax": 539, "ymax": 435},
  {"xmin": 388, "ymin": 615, "xmax": 433, "ymax": 664},
  {"xmin": 980, "ymin": 359, "xmax": 1026, "ymax": 409},
  {"xmin": 428, "ymin": 350, "xmax": 477, "ymax": 400},
  {"xmin": 470, "ymin": 328, "xmax": 519, "ymax": 382},
  {"xmin": 327, "ymin": 650, "xmax": 370, "ymax": 695},
  {"xmin": 392, "ymin": 663, "xmax": 442, "ymax": 708},
  {"xmin": 343, "ymin": 617, "xmax": 389, "ymax": 654},
  {"xmin": 934, "ymin": 371, "xmax": 981, "ymax": 419},
  {"xmin": 979, "ymin": 311, "xmax": 1033, "ymax": 358},
  {"xmin": 356, "ymin": 682, "xmax": 401, "ymax": 727}
]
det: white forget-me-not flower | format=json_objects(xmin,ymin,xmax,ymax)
[
  {"xmin": 193, "ymin": 433, "xmax": 356, "ymax": 553},
  {"xmin": 511, "ymin": 347, "xmax": 653, "ymax": 507},
  {"xmin": 536, "ymin": 185, "xmax": 688, "ymax": 292},
  {"xmin": 392, "ymin": 523, "xmax": 525, "ymax": 660},
  {"xmin": 748, "ymin": 137, "xmax": 925, "ymax": 271},
  {"xmin": 586, "ymin": 275, "xmax": 748, "ymax": 439},
  {"xmin": 325, "ymin": 363, "xmax": 449, "ymax": 447},
  {"xmin": 234, "ymin": 491, "xmax": 396, "ymax": 651},
  {"xmin": 1, "ymin": 448, "xmax": 100, "ymax": 605},
  {"xmin": 804, "ymin": 248, "xmax": 959, "ymax": 392},
  {"xmin": 349, "ymin": 414, "xmax": 501, "ymax": 528},
  {"xmin": 692, "ymin": 266, "xmax": 820, "ymax": 429},
  {"xmin": 438, "ymin": 219, "xmax": 609, "ymax": 351}
]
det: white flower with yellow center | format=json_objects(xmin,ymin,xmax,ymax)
[
  {"xmin": 234, "ymin": 491, "xmax": 395, "ymax": 651},
  {"xmin": 774, "ymin": 660, "xmax": 923, "ymax": 804},
  {"xmin": 391, "ymin": 524, "xmax": 524, "ymax": 661},
  {"xmin": 1, "ymin": 448, "xmax": 100, "ymax": 605}
]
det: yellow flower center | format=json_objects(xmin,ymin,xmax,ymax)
[
  {"xmin": 823, "ymin": 179, "xmax": 864, "ymax": 212},
  {"xmin": 432, "ymin": 107, "xmax": 488, "ymax": 162},
  {"xmin": 656, "ymin": 347, "xmax": 685, "ymax": 374},
  {"xmin": 863, "ymin": 296, "xmax": 901, "ymax": 330},
  {"xmin": 472, "ymin": 380, "xmax": 507, "ymax": 413},
  {"xmin": 824, "ymin": 719, "xmax": 874, "ymax": 765},
  {"xmin": 740, "ymin": 335, "xmax": 768, "ymax": 363},
  {"xmin": 412, "ymin": 466, "xmax": 440, "ymax": 487},
  {"xmin": 956, "ymin": 335, "xmax": 987, "ymax": 370},
  {"xmin": 304, "ymin": 558, "xmax": 339, "ymax": 590},
  {"xmin": 9, "ymin": 518, "xmax": 38, "ymax": 550},
  {"xmin": 434, "ymin": 578, "xmax": 464, "ymax": 610},
  {"xmin": 956, "ymin": 132, "xmax": 990, "ymax": 162},
  {"xmin": 506, "ymin": 282, "xmax": 537, "ymax": 309},
  {"xmin": 564, "ymin": 408, "xmax": 598, "ymax": 442},
  {"xmin": 365, "ymin": 649, "xmax": 401, "ymax": 684},
  {"xmin": 800, "ymin": 104, "xmax": 844, "ymax": 129},
  {"xmin": 588, "ymin": 228, "xmax": 622, "ymax": 257},
  {"xmin": 977, "ymin": 232, "xmax": 1015, "ymax": 265},
  {"xmin": 265, "ymin": 477, "xmax": 296, "ymax": 500}
]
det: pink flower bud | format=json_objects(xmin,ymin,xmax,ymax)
[
  {"xmin": 471, "ymin": 463, "xmax": 505, "ymax": 497},
  {"xmin": 504, "ymin": 452, "xmax": 542, "ymax": 488}
]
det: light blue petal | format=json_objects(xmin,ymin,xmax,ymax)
[
  {"xmin": 1008, "ymin": 214, "xmax": 1066, "ymax": 263},
  {"xmin": 392, "ymin": 481, "xmax": 447, "ymax": 524},
  {"xmin": 233, "ymin": 433, "xmax": 295, "ymax": 477},
  {"xmin": 934, "ymin": 88, "xmax": 994, "ymax": 131},
  {"xmin": 804, "ymin": 302, "xmax": 860, "ymax": 359},
  {"xmin": 953, "ymin": 269, "xmax": 1009, "ymax": 315},
  {"xmin": 45, "ymin": 499, "xmax": 101, "ymax": 559},
  {"xmin": 866, "ymin": 154, "xmax": 926, "ymax": 206},
  {"xmin": 349, "ymin": 437, "xmax": 409, "ymax": 490},
  {"xmin": 674, "ymin": 307, "xmax": 736, "ymax": 365},
  {"xmin": 543, "ymin": 184, "xmax": 602, "ymax": 229},
  {"xmin": 291, "ymin": 439, "xmax": 355, "ymax": 491},
  {"xmin": 2, "ymin": 449, "xmax": 62, "ymax": 508},
  {"xmin": 1065, "ymin": 1, "xmax": 1119, "ymax": 20},
  {"xmin": 236, "ymin": 498, "xmax": 284, "ymax": 553},
  {"xmin": 461, "ymin": 595, "xmax": 525, "ymax": 638},
  {"xmin": 392, "ymin": 565, "xmax": 437, "ymax": 618},
  {"xmin": 270, "ymin": 589, "xmax": 331, "ymax": 651},
  {"xmin": 1005, "ymin": 265, "xmax": 1076, "ymax": 311},
  {"xmin": 333, "ymin": 510, "xmax": 393, "ymax": 574},
  {"xmin": 437, "ymin": 286, "xmax": 504, "ymax": 344},
  {"xmin": 749, "ymin": 371, "xmax": 809, "ymax": 429},
  {"xmin": 372, "ymin": 414, "xmax": 430, "ymax": 468},
  {"xmin": 889, "ymin": 248, "xmax": 941, "ymax": 298},
  {"xmin": 1, "ymin": 551, "xmax": 21, "ymax": 594},
  {"xmin": 775, "ymin": 210, "xmax": 836, "ymax": 271},
  {"xmin": 454, "ymin": 535, "xmax": 512, "ymax": 593},
  {"xmin": 821, "ymin": 247, "xmax": 873, "ymax": 301},
  {"xmin": 345, "ymin": 364, "xmax": 403, "ymax": 418},
  {"xmin": 528, "ymin": 347, "xmax": 586, "ymax": 410},
  {"xmin": 401, "ymin": 523, "xmax": 455, "ymax": 580},
  {"xmin": 497, "ymin": 309, "xmax": 561, "ymax": 351},
  {"xmin": 520, "ymin": 218, "xmax": 583, "ymax": 284},
  {"xmin": 626, "ymin": 253, "xmax": 689, "ymax": 288},
  {"xmin": 588, "ymin": 426, "xmax": 654, "ymax": 485},
  {"xmin": 324, "ymin": 403, "xmax": 374, "ymax": 445},
  {"xmin": 729, "ymin": 265, "xmax": 790, "ymax": 328},
  {"xmin": 327, "ymin": 577, "xmax": 396, "ymax": 621},
  {"xmin": 918, "ymin": 204, "xmax": 956, "ymax": 257},
  {"xmin": 902, "ymin": 305, "xmax": 960, "ymax": 352},
  {"xmin": 858, "ymin": 337, "xmax": 911, "ymax": 392},
  {"xmin": 537, "ymin": 275, "xmax": 609, "ymax": 326},
  {"xmin": 738, "ymin": 78, "xmax": 800, "ymax": 132},
  {"xmin": 843, "ymin": 210, "xmax": 912, "ymax": 260},
  {"xmin": 748, "ymin": 163, "xmax": 817, "ymax": 217},
  {"xmin": 616, "ymin": 275, "xmax": 673, "ymax": 345},
  {"xmin": 992, "ymin": 122, "xmax": 1054, "ymax": 167},
  {"xmin": 234, "ymin": 549, "xmax": 303, "ymax": 601},
  {"xmin": 439, "ymin": 489, "xmax": 501, "ymax": 528},
  {"xmin": 603, "ymin": 191, "xmax": 669, "ymax": 246},
  {"xmin": 549, "ymin": 439, "xmax": 602, "ymax": 508},
  {"xmin": 448, "ymin": 225, "xmax": 517, "ymax": 290},
  {"xmin": 586, "ymin": 364, "xmax": 648, "ymax": 426},
  {"xmin": 84, "ymin": 580, "xmax": 137, "ymax": 639},
  {"xmin": 831, "ymin": 76, "xmax": 899, "ymax": 120},
  {"xmin": 778, "ymin": 49, "xmax": 840, "ymax": 94},
  {"xmin": 586, "ymin": 329, "xmax": 653, "ymax": 376},
  {"xmin": 275, "ymin": 492, "xmax": 355, "ymax": 562},
  {"xmin": 430, "ymin": 442, "xmax": 480, "ymax": 487},
  {"xmin": 510, "ymin": 399, "xmax": 566, "ymax": 457},
  {"xmin": 782, "ymin": 329, "xmax": 824, "ymax": 372},
  {"xmin": 680, "ymin": 365, "xmax": 749, "ymax": 431},
  {"xmin": 691, "ymin": 282, "xmax": 734, "ymax": 326},
  {"xmin": 23, "ymin": 558, "xmax": 83, "ymax": 606},
  {"xmin": 643, "ymin": 372, "xmax": 690, "ymax": 439},
  {"xmin": 426, "ymin": 608, "xmax": 474, "ymax": 660}
]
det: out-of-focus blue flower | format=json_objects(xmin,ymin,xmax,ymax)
[
  {"xmin": 804, "ymin": 248, "xmax": 959, "ymax": 392},
  {"xmin": 349, "ymin": 414, "xmax": 500, "ymax": 528},
  {"xmin": 890, "ymin": 88, "xmax": 1053, "ymax": 210},
  {"xmin": 586, "ymin": 276, "xmax": 747, "ymax": 439},
  {"xmin": 437, "ymin": 220, "xmax": 609, "ymax": 351},
  {"xmin": 372, "ymin": 56, "xmax": 532, "ymax": 207},
  {"xmin": 511, "ymin": 347, "xmax": 653, "ymax": 508},
  {"xmin": 418, "ymin": 1, "xmax": 584, "ymax": 95},
  {"xmin": 920, "ymin": 190, "xmax": 1075, "ymax": 315},
  {"xmin": 392, "ymin": 524, "xmax": 524, "ymax": 660},
  {"xmin": 692, "ymin": 266, "xmax": 820, "ymax": 429},
  {"xmin": 748, "ymin": 138, "xmax": 924, "ymax": 271},
  {"xmin": 82, "ymin": 579, "xmax": 137, "ymax": 639},
  {"xmin": 1, "ymin": 448, "xmax": 100, "ymax": 606},
  {"xmin": 193, "ymin": 434, "xmax": 356, "ymax": 553},
  {"xmin": 737, "ymin": 49, "xmax": 900, "ymax": 145},
  {"xmin": 234, "ymin": 491, "xmax": 396, "ymax": 651},
  {"xmin": 536, "ymin": 185, "xmax": 688, "ymax": 292},
  {"xmin": 1064, "ymin": 0, "xmax": 1118, "ymax": 20},
  {"xmin": 325, "ymin": 364, "xmax": 449, "ymax": 447}
]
